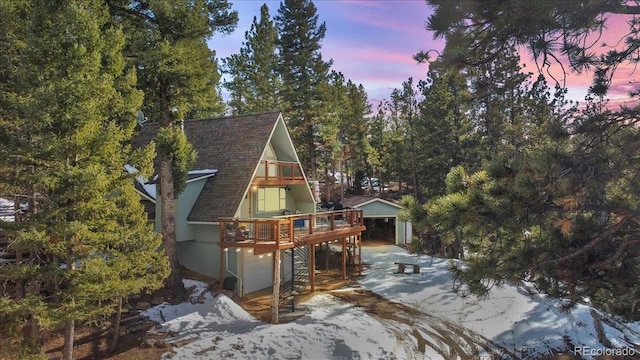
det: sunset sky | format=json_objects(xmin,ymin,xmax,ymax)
[{"xmin": 208, "ymin": 1, "xmax": 636, "ymax": 110}]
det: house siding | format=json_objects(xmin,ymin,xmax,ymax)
[
  {"xmin": 176, "ymin": 224, "xmax": 240, "ymax": 281},
  {"xmin": 241, "ymin": 249, "xmax": 273, "ymax": 295},
  {"xmin": 177, "ymin": 179, "xmax": 207, "ymax": 241},
  {"xmin": 154, "ymin": 178, "xmax": 208, "ymax": 242},
  {"xmin": 238, "ymin": 249, "xmax": 292, "ymax": 297}
]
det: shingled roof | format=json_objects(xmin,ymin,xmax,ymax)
[
  {"xmin": 341, "ymin": 195, "xmax": 401, "ymax": 209},
  {"xmin": 133, "ymin": 111, "xmax": 282, "ymax": 222}
]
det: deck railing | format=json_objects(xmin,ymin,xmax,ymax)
[{"xmin": 219, "ymin": 209, "xmax": 364, "ymax": 247}]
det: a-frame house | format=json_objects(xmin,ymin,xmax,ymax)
[{"xmin": 133, "ymin": 112, "xmax": 365, "ymax": 322}]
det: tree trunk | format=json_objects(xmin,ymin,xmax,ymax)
[
  {"xmin": 159, "ymin": 151, "xmax": 184, "ymax": 304},
  {"xmin": 110, "ymin": 297, "xmax": 123, "ymax": 352},
  {"xmin": 455, "ymin": 227, "xmax": 464, "ymax": 260},
  {"xmin": 21, "ymin": 187, "xmax": 43, "ymax": 351},
  {"xmin": 62, "ymin": 319, "xmax": 74, "ymax": 360},
  {"xmin": 272, "ymin": 250, "xmax": 281, "ymax": 324}
]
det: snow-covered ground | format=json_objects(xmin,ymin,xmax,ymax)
[
  {"xmin": 143, "ymin": 280, "xmax": 404, "ymax": 359},
  {"xmin": 142, "ymin": 244, "xmax": 640, "ymax": 359}
]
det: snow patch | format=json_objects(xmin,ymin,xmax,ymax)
[{"xmin": 140, "ymin": 247, "xmax": 640, "ymax": 359}]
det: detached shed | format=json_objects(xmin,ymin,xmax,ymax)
[{"xmin": 341, "ymin": 195, "xmax": 412, "ymax": 246}]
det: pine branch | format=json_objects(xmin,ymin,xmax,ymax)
[{"xmin": 536, "ymin": 215, "xmax": 634, "ymax": 269}]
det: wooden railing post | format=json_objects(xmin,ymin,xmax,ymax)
[
  {"xmin": 275, "ymin": 220, "xmax": 280, "ymax": 247},
  {"xmin": 309, "ymin": 214, "xmax": 313, "ymax": 234},
  {"xmin": 289, "ymin": 217, "xmax": 294, "ymax": 242}
]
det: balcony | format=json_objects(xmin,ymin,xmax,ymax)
[
  {"xmin": 253, "ymin": 160, "xmax": 305, "ymax": 186},
  {"xmin": 219, "ymin": 209, "xmax": 365, "ymax": 251}
]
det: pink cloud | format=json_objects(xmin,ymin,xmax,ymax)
[
  {"xmin": 318, "ymin": 0, "xmax": 433, "ymax": 43},
  {"xmin": 213, "ymin": 1, "xmax": 637, "ymax": 110}
]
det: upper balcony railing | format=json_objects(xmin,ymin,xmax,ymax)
[
  {"xmin": 254, "ymin": 160, "xmax": 305, "ymax": 185},
  {"xmin": 219, "ymin": 209, "xmax": 365, "ymax": 248}
]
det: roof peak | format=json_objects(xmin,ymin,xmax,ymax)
[{"xmin": 183, "ymin": 111, "xmax": 281, "ymax": 124}]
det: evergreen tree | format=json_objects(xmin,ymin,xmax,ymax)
[
  {"xmin": 393, "ymin": 66, "xmax": 474, "ymax": 257},
  {"xmin": 389, "ymin": 79, "xmax": 422, "ymax": 200},
  {"xmin": 466, "ymin": 48, "xmax": 537, "ymax": 160},
  {"xmin": 317, "ymin": 71, "xmax": 348, "ymax": 200},
  {"xmin": 107, "ymin": 0, "xmax": 238, "ymax": 302},
  {"xmin": 221, "ymin": 51, "xmax": 251, "ymax": 114},
  {"xmin": 416, "ymin": 67, "xmax": 473, "ymax": 200},
  {"xmin": 341, "ymin": 81, "xmax": 373, "ymax": 196},
  {"xmin": 275, "ymin": 0, "xmax": 332, "ymax": 178},
  {"xmin": 372, "ymin": 94, "xmax": 410, "ymax": 198},
  {"xmin": 0, "ymin": 1, "xmax": 169, "ymax": 358},
  {"xmin": 222, "ymin": 4, "xmax": 281, "ymax": 114},
  {"xmin": 424, "ymin": 0, "xmax": 640, "ymax": 317},
  {"xmin": 426, "ymin": 0, "xmax": 640, "ymax": 96}
]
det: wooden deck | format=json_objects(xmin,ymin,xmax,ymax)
[
  {"xmin": 220, "ymin": 210, "xmax": 365, "ymax": 323},
  {"xmin": 219, "ymin": 209, "xmax": 365, "ymax": 251}
]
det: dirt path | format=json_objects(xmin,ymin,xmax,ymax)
[{"xmin": 330, "ymin": 288, "xmax": 519, "ymax": 360}]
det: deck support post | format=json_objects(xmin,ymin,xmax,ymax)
[
  {"xmin": 310, "ymin": 244, "xmax": 315, "ymax": 292},
  {"xmin": 272, "ymin": 250, "xmax": 281, "ymax": 324},
  {"xmin": 342, "ymin": 238, "xmax": 347, "ymax": 280},
  {"xmin": 219, "ymin": 247, "xmax": 225, "ymax": 285},
  {"xmin": 219, "ymin": 225, "xmax": 225, "ymax": 282},
  {"xmin": 358, "ymin": 235, "xmax": 362, "ymax": 276},
  {"xmin": 325, "ymin": 242, "xmax": 330, "ymax": 271}
]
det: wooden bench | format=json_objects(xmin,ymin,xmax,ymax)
[{"xmin": 395, "ymin": 262, "xmax": 420, "ymax": 274}]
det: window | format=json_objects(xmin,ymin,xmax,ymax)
[{"xmin": 257, "ymin": 187, "xmax": 286, "ymax": 213}]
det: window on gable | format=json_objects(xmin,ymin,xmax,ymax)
[
  {"xmin": 257, "ymin": 187, "xmax": 286, "ymax": 213},
  {"xmin": 257, "ymin": 142, "xmax": 278, "ymax": 180}
]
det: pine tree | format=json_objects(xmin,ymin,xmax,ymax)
[
  {"xmin": 466, "ymin": 48, "xmax": 534, "ymax": 160},
  {"xmin": 423, "ymin": 0, "xmax": 640, "ymax": 318},
  {"xmin": 0, "ymin": 1, "xmax": 169, "ymax": 358},
  {"xmin": 107, "ymin": 0, "xmax": 238, "ymax": 302},
  {"xmin": 342, "ymin": 81, "xmax": 373, "ymax": 196},
  {"xmin": 389, "ymin": 79, "xmax": 422, "ymax": 200},
  {"xmin": 317, "ymin": 70, "xmax": 355, "ymax": 200},
  {"xmin": 416, "ymin": 67, "xmax": 474, "ymax": 200},
  {"xmin": 222, "ymin": 4, "xmax": 281, "ymax": 114},
  {"xmin": 372, "ymin": 94, "xmax": 410, "ymax": 198},
  {"xmin": 275, "ymin": 0, "xmax": 332, "ymax": 178},
  {"xmin": 221, "ymin": 51, "xmax": 251, "ymax": 114},
  {"xmin": 426, "ymin": 0, "xmax": 640, "ymax": 95}
]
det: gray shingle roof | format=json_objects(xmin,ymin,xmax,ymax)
[
  {"xmin": 340, "ymin": 195, "xmax": 378, "ymax": 208},
  {"xmin": 341, "ymin": 195, "xmax": 401, "ymax": 209},
  {"xmin": 133, "ymin": 111, "xmax": 281, "ymax": 222}
]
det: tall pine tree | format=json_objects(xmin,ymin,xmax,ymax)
[
  {"xmin": 0, "ymin": 1, "xmax": 169, "ymax": 358},
  {"xmin": 424, "ymin": 0, "xmax": 640, "ymax": 318},
  {"xmin": 107, "ymin": 0, "xmax": 238, "ymax": 302},
  {"xmin": 222, "ymin": 4, "xmax": 281, "ymax": 114},
  {"xmin": 275, "ymin": 0, "xmax": 332, "ymax": 178}
]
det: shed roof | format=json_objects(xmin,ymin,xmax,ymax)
[
  {"xmin": 341, "ymin": 195, "xmax": 402, "ymax": 210},
  {"xmin": 133, "ymin": 111, "xmax": 282, "ymax": 222}
]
